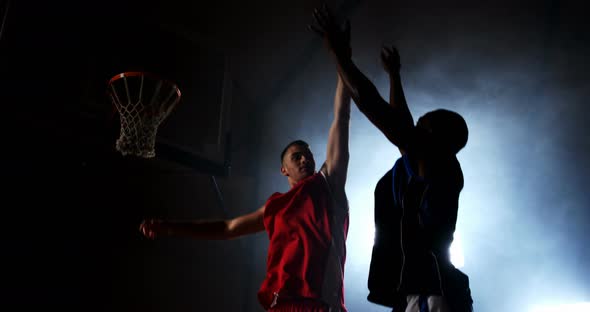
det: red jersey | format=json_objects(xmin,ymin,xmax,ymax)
[{"xmin": 258, "ymin": 171, "xmax": 349, "ymax": 311}]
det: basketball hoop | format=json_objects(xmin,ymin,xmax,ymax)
[{"xmin": 107, "ymin": 72, "xmax": 181, "ymax": 158}]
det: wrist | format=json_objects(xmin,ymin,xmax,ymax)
[
  {"xmin": 332, "ymin": 48, "xmax": 351, "ymax": 63},
  {"xmin": 388, "ymin": 71, "xmax": 401, "ymax": 78},
  {"xmin": 327, "ymin": 41, "xmax": 351, "ymax": 58}
]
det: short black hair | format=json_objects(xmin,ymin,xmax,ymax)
[
  {"xmin": 280, "ymin": 140, "xmax": 310, "ymax": 163},
  {"xmin": 422, "ymin": 109, "xmax": 468, "ymax": 154}
]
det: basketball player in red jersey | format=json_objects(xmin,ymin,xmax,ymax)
[{"xmin": 140, "ymin": 53, "xmax": 352, "ymax": 311}]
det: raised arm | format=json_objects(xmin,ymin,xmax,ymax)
[
  {"xmin": 139, "ymin": 205, "xmax": 266, "ymax": 240},
  {"xmin": 310, "ymin": 6, "xmax": 414, "ymax": 151},
  {"xmin": 322, "ymin": 74, "xmax": 351, "ymax": 187},
  {"xmin": 381, "ymin": 45, "xmax": 415, "ymax": 154}
]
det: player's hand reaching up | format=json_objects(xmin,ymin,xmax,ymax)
[
  {"xmin": 380, "ymin": 44, "xmax": 401, "ymax": 75},
  {"xmin": 309, "ymin": 4, "xmax": 351, "ymax": 59}
]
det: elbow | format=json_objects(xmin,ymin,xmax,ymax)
[{"xmin": 342, "ymin": 152, "xmax": 350, "ymax": 165}]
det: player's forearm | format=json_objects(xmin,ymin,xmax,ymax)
[
  {"xmin": 329, "ymin": 75, "xmax": 351, "ymax": 154},
  {"xmin": 389, "ymin": 72, "xmax": 414, "ymax": 126},
  {"xmin": 325, "ymin": 75, "xmax": 351, "ymax": 183},
  {"xmin": 333, "ymin": 54, "xmax": 383, "ymax": 114},
  {"xmin": 160, "ymin": 220, "xmax": 234, "ymax": 240},
  {"xmin": 333, "ymin": 74, "xmax": 352, "ymax": 123},
  {"xmin": 333, "ymin": 53, "xmax": 413, "ymax": 149}
]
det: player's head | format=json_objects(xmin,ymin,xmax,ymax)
[
  {"xmin": 416, "ymin": 109, "xmax": 468, "ymax": 156},
  {"xmin": 280, "ymin": 140, "xmax": 316, "ymax": 186}
]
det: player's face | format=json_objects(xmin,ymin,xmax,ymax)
[{"xmin": 281, "ymin": 145, "xmax": 315, "ymax": 183}]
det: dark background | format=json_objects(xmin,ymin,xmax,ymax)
[{"xmin": 1, "ymin": 0, "xmax": 589, "ymax": 311}]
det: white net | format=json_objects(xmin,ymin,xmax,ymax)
[{"xmin": 108, "ymin": 72, "xmax": 181, "ymax": 158}]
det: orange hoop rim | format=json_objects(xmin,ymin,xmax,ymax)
[{"xmin": 107, "ymin": 71, "xmax": 182, "ymax": 98}]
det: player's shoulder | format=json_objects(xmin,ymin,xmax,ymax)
[{"xmin": 319, "ymin": 163, "xmax": 348, "ymax": 198}]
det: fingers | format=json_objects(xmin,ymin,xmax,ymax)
[
  {"xmin": 308, "ymin": 24, "xmax": 324, "ymax": 36},
  {"xmin": 381, "ymin": 46, "xmax": 390, "ymax": 58},
  {"xmin": 381, "ymin": 44, "xmax": 399, "ymax": 54},
  {"xmin": 311, "ymin": 4, "xmax": 352, "ymax": 58},
  {"xmin": 312, "ymin": 4, "xmax": 337, "ymax": 33},
  {"xmin": 381, "ymin": 45, "xmax": 400, "ymax": 62},
  {"xmin": 139, "ymin": 219, "xmax": 149, "ymax": 237},
  {"xmin": 313, "ymin": 8, "xmax": 329, "ymax": 29},
  {"xmin": 139, "ymin": 219, "xmax": 157, "ymax": 239},
  {"xmin": 380, "ymin": 50, "xmax": 390, "ymax": 73},
  {"xmin": 381, "ymin": 46, "xmax": 392, "ymax": 67},
  {"xmin": 382, "ymin": 45, "xmax": 393, "ymax": 56},
  {"xmin": 310, "ymin": 7, "xmax": 330, "ymax": 37},
  {"xmin": 380, "ymin": 44, "xmax": 402, "ymax": 73},
  {"xmin": 139, "ymin": 219, "xmax": 147, "ymax": 236},
  {"xmin": 390, "ymin": 45, "xmax": 400, "ymax": 59},
  {"xmin": 318, "ymin": 2, "xmax": 333, "ymax": 24}
]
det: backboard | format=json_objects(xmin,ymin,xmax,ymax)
[{"xmin": 80, "ymin": 20, "xmax": 232, "ymax": 176}]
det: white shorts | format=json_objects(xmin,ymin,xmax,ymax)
[{"xmin": 405, "ymin": 295, "xmax": 450, "ymax": 312}]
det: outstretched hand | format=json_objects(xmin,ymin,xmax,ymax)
[
  {"xmin": 380, "ymin": 44, "xmax": 401, "ymax": 75},
  {"xmin": 139, "ymin": 219, "xmax": 167, "ymax": 239},
  {"xmin": 309, "ymin": 4, "xmax": 351, "ymax": 59}
]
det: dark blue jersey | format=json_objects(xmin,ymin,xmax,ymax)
[{"xmin": 367, "ymin": 154, "xmax": 472, "ymax": 311}]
